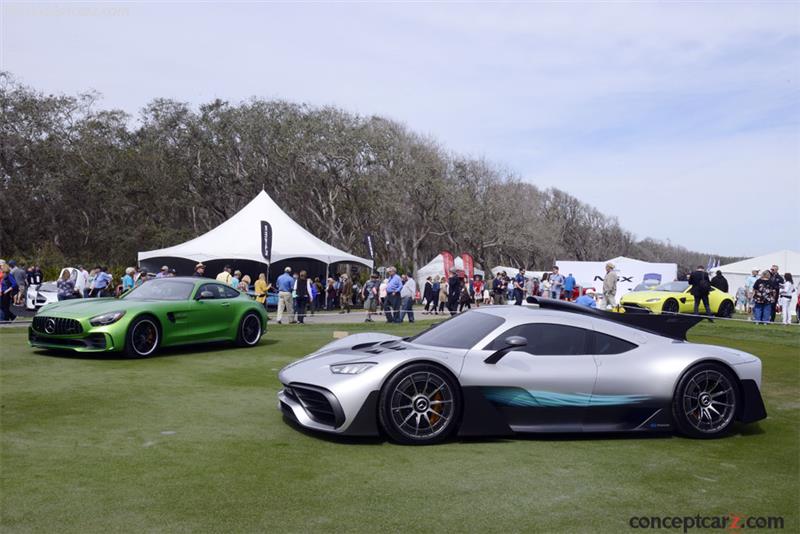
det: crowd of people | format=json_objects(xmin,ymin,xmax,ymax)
[
  {"xmin": 2, "ymin": 257, "xmax": 797, "ymax": 326},
  {"xmin": 737, "ymin": 265, "xmax": 795, "ymax": 325}
]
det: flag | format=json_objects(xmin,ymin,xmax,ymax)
[
  {"xmin": 364, "ymin": 234, "xmax": 375, "ymax": 261},
  {"xmin": 441, "ymin": 251, "xmax": 454, "ymax": 277},
  {"xmin": 461, "ymin": 253, "xmax": 474, "ymax": 280},
  {"xmin": 260, "ymin": 221, "xmax": 272, "ymax": 262}
]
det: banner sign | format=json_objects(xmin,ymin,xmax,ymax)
[
  {"xmin": 441, "ymin": 251, "xmax": 454, "ymax": 277},
  {"xmin": 261, "ymin": 221, "xmax": 272, "ymax": 262},
  {"xmin": 461, "ymin": 253, "xmax": 474, "ymax": 279},
  {"xmin": 365, "ymin": 234, "xmax": 375, "ymax": 261}
]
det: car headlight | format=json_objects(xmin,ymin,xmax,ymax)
[
  {"xmin": 330, "ymin": 362, "xmax": 376, "ymax": 375},
  {"xmin": 89, "ymin": 311, "xmax": 126, "ymax": 326},
  {"xmin": 645, "ymin": 298, "xmax": 662, "ymax": 303}
]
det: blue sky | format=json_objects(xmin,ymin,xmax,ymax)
[{"xmin": 3, "ymin": 2, "xmax": 798, "ymax": 257}]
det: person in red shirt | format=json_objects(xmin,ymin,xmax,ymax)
[{"xmin": 473, "ymin": 275, "xmax": 484, "ymax": 307}]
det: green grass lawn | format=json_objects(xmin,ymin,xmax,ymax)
[{"xmin": 1, "ymin": 320, "xmax": 798, "ymax": 533}]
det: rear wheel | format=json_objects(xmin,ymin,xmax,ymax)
[
  {"xmin": 662, "ymin": 299, "xmax": 679, "ymax": 315},
  {"xmin": 717, "ymin": 300, "xmax": 734, "ymax": 318},
  {"xmin": 672, "ymin": 363, "xmax": 739, "ymax": 438},
  {"xmin": 124, "ymin": 316, "xmax": 160, "ymax": 358},
  {"xmin": 236, "ymin": 312, "xmax": 262, "ymax": 347},
  {"xmin": 378, "ymin": 363, "xmax": 461, "ymax": 445}
]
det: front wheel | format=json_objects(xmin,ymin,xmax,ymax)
[
  {"xmin": 378, "ymin": 363, "xmax": 461, "ymax": 445},
  {"xmin": 672, "ymin": 363, "xmax": 739, "ymax": 438},
  {"xmin": 236, "ymin": 312, "xmax": 263, "ymax": 347},
  {"xmin": 717, "ymin": 300, "xmax": 734, "ymax": 318},
  {"xmin": 662, "ymin": 299, "xmax": 679, "ymax": 315},
  {"xmin": 124, "ymin": 316, "xmax": 160, "ymax": 358}
]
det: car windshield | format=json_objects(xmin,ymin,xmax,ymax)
[
  {"xmin": 653, "ymin": 281, "xmax": 689, "ymax": 292},
  {"xmin": 122, "ymin": 279, "xmax": 195, "ymax": 301},
  {"xmin": 407, "ymin": 311, "xmax": 505, "ymax": 349}
]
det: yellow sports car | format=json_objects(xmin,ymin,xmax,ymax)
[{"xmin": 619, "ymin": 281, "xmax": 735, "ymax": 318}]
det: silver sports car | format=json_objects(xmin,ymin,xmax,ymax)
[{"xmin": 278, "ymin": 299, "xmax": 766, "ymax": 444}]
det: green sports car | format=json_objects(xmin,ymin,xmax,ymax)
[{"xmin": 29, "ymin": 277, "xmax": 267, "ymax": 357}]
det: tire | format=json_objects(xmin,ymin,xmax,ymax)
[
  {"xmin": 672, "ymin": 363, "xmax": 739, "ymax": 439},
  {"xmin": 378, "ymin": 363, "xmax": 461, "ymax": 445},
  {"xmin": 717, "ymin": 300, "xmax": 734, "ymax": 318},
  {"xmin": 124, "ymin": 316, "xmax": 160, "ymax": 358},
  {"xmin": 236, "ymin": 312, "xmax": 263, "ymax": 347},
  {"xmin": 662, "ymin": 299, "xmax": 679, "ymax": 315}
]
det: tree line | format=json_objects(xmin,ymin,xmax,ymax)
[{"xmin": 0, "ymin": 73, "xmax": 741, "ymax": 278}]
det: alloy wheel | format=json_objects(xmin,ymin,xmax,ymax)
[
  {"xmin": 242, "ymin": 315, "xmax": 261, "ymax": 345},
  {"xmin": 132, "ymin": 320, "xmax": 159, "ymax": 356},
  {"xmin": 681, "ymin": 369, "xmax": 736, "ymax": 434},
  {"xmin": 389, "ymin": 370, "xmax": 455, "ymax": 440}
]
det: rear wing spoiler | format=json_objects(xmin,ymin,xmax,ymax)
[{"xmin": 526, "ymin": 297, "xmax": 704, "ymax": 341}]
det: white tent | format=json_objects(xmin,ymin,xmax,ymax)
[
  {"xmin": 556, "ymin": 256, "xmax": 678, "ymax": 296},
  {"xmin": 715, "ymin": 250, "xmax": 800, "ymax": 316},
  {"xmin": 139, "ymin": 190, "xmax": 373, "ymax": 274},
  {"xmin": 416, "ymin": 254, "xmax": 484, "ymax": 287},
  {"xmin": 490, "ymin": 266, "xmax": 546, "ymax": 280}
]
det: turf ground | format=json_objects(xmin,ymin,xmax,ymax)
[{"xmin": 1, "ymin": 319, "xmax": 798, "ymax": 533}]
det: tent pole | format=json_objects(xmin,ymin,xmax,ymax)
[{"xmin": 325, "ymin": 261, "xmax": 330, "ymax": 310}]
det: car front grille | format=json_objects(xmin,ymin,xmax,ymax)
[
  {"xmin": 285, "ymin": 384, "xmax": 343, "ymax": 427},
  {"xmin": 32, "ymin": 316, "xmax": 83, "ymax": 335}
]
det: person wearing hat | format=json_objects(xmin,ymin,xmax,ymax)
[
  {"xmin": 275, "ymin": 266, "xmax": 296, "ymax": 324},
  {"xmin": 156, "ymin": 265, "xmax": 169, "ymax": 279},
  {"xmin": 602, "ymin": 263, "xmax": 618, "ymax": 309},
  {"xmin": 216, "ymin": 265, "xmax": 233, "ymax": 285},
  {"xmin": 575, "ymin": 288, "xmax": 597, "ymax": 308},
  {"xmin": 193, "ymin": 263, "xmax": 206, "ymax": 277},
  {"xmin": 362, "ymin": 272, "xmax": 380, "ymax": 322}
]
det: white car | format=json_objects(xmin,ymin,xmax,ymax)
[{"xmin": 25, "ymin": 267, "xmax": 79, "ymax": 310}]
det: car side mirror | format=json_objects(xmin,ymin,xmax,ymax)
[
  {"xmin": 197, "ymin": 290, "xmax": 215, "ymax": 300},
  {"xmin": 484, "ymin": 336, "xmax": 528, "ymax": 364}
]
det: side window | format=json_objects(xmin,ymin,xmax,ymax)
[
  {"xmin": 196, "ymin": 284, "xmax": 219, "ymax": 299},
  {"xmin": 484, "ymin": 323, "xmax": 591, "ymax": 355},
  {"xmin": 222, "ymin": 286, "xmax": 240, "ymax": 299},
  {"xmin": 593, "ymin": 332, "xmax": 637, "ymax": 355},
  {"xmin": 197, "ymin": 284, "xmax": 223, "ymax": 299}
]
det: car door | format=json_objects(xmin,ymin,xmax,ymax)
[
  {"xmin": 459, "ymin": 318, "xmax": 598, "ymax": 433},
  {"xmin": 678, "ymin": 287, "xmax": 695, "ymax": 312},
  {"xmin": 588, "ymin": 320, "xmax": 671, "ymax": 431},
  {"xmin": 190, "ymin": 283, "xmax": 238, "ymax": 340}
]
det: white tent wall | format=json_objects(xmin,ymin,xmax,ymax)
[
  {"xmin": 715, "ymin": 250, "xmax": 800, "ymax": 317},
  {"xmin": 490, "ymin": 266, "xmax": 546, "ymax": 280},
  {"xmin": 556, "ymin": 256, "xmax": 678, "ymax": 297},
  {"xmin": 415, "ymin": 254, "xmax": 484, "ymax": 287},
  {"xmin": 138, "ymin": 190, "xmax": 372, "ymax": 277}
]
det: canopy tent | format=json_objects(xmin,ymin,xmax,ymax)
[
  {"xmin": 139, "ymin": 190, "xmax": 373, "ymax": 278},
  {"xmin": 415, "ymin": 254, "xmax": 484, "ymax": 287},
  {"xmin": 490, "ymin": 266, "xmax": 546, "ymax": 280},
  {"xmin": 556, "ymin": 256, "xmax": 678, "ymax": 296},
  {"xmin": 715, "ymin": 250, "xmax": 800, "ymax": 316}
]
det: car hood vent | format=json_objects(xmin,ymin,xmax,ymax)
[
  {"xmin": 361, "ymin": 340, "xmax": 407, "ymax": 354},
  {"xmin": 352, "ymin": 341, "xmax": 379, "ymax": 350}
]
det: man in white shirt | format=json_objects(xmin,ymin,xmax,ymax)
[
  {"xmin": 75, "ymin": 266, "xmax": 89, "ymax": 298},
  {"xmin": 399, "ymin": 273, "xmax": 417, "ymax": 323}
]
